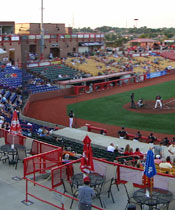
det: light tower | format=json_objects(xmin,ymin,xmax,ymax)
[
  {"xmin": 134, "ymin": 19, "xmax": 139, "ymax": 28},
  {"xmin": 40, "ymin": 0, "xmax": 44, "ymax": 60}
]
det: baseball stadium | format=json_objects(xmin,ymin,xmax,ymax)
[{"xmin": 1, "ymin": 22, "xmax": 175, "ymax": 210}]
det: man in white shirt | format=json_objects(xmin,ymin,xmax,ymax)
[
  {"xmin": 168, "ymin": 142, "xmax": 175, "ymax": 163},
  {"xmin": 107, "ymin": 143, "xmax": 115, "ymax": 152},
  {"xmin": 159, "ymin": 157, "xmax": 172, "ymax": 169}
]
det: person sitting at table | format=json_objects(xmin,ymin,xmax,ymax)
[
  {"xmin": 78, "ymin": 176, "xmax": 95, "ymax": 210},
  {"xmin": 159, "ymin": 156, "xmax": 172, "ymax": 169}
]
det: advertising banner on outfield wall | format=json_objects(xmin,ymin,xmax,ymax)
[{"xmin": 146, "ymin": 70, "xmax": 167, "ymax": 79}]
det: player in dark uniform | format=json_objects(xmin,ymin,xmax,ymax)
[{"xmin": 130, "ymin": 92, "xmax": 136, "ymax": 108}]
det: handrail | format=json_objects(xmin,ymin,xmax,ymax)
[{"xmin": 25, "ymin": 177, "xmax": 104, "ymax": 210}]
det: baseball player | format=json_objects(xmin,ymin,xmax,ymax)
[{"xmin": 155, "ymin": 95, "xmax": 162, "ymax": 109}]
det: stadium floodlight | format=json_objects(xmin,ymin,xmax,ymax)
[
  {"xmin": 134, "ymin": 19, "xmax": 139, "ymax": 28},
  {"xmin": 40, "ymin": 0, "xmax": 44, "ymax": 60}
]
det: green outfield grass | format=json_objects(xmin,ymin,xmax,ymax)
[{"xmin": 68, "ymin": 80, "xmax": 175, "ymax": 135}]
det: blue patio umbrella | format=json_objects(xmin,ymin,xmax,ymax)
[
  {"xmin": 144, "ymin": 149, "xmax": 157, "ymax": 178},
  {"xmin": 144, "ymin": 149, "xmax": 157, "ymax": 196}
]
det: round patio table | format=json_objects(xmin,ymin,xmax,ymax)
[
  {"xmin": 0, "ymin": 144, "xmax": 26, "ymax": 153},
  {"xmin": 0, "ymin": 144, "xmax": 26, "ymax": 164},
  {"xmin": 133, "ymin": 188, "xmax": 173, "ymax": 210},
  {"xmin": 72, "ymin": 172, "xmax": 105, "ymax": 187}
]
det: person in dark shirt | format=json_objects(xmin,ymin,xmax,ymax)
[
  {"xmin": 161, "ymin": 137, "xmax": 170, "ymax": 146},
  {"xmin": 148, "ymin": 133, "xmax": 157, "ymax": 143},
  {"xmin": 130, "ymin": 92, "xmax": 136, "ymax": 108},
  {"xmin": 133, "ymin": 131, "xmax": 142, "ymax": 141},
  {"xmin": 118, "ymin": 127, "xmax": 127, "ymax": 139}
]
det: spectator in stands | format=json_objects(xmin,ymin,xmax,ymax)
[
  {"xmin": 136, "ymin": 160, "xmax": 142, "ymax": 168},
  {"xmin": 107, "ymin": 143, "xmax": 115, "ymax": 152},
  {"xmin": 129, "ymin": 147, "xmax": 134, "ymax": 155},
  {"xmin": 114, "ymin": 145, "xmax": 119, "ymax": 153},
  {"xmin": 133, "ymin": 148, "xmax": 144, "ymax": 159},
  {"xmin": 118, "ymin": 127, "xmax": 128, "ymax": 139},
  {"xmin": 159, "ymin": 156, "xmax": 172, "ymax": 169},
  {"xmin": 133, "ymin": 131, "xmax": 142, "ymax": 141},
  {"xmin": 148, "ymin": 133, "xmax": 157, "ymax": 143},
  {"xmin": 0, "ymin": 102, "xmax": 4, "ymax": 109},
  {"xmin": 37, "ymin": 126, "xmax": 43, "ymax": 135},
  {"xmin": 153, "ymin": 141, "xmax": 163, "ymax": 159},
  {"xmin": 62, "ymin": 153, "xmax": 70, "ymax": 164},
  {"xmin": 168, "ymin": 141, "xmax": 175, "ymax": 163},
  {"xmin": 124, "ymin": 144, "xmax": 130, "ymax": 155},
  {"xmin": 1, "ymin": 96, "xmax": 7, "ymax": 104},
  {"xmin": 154, "ymin": 155, "xmax": 162, "ymax": 164},
  {"xmin": 161, "ymin": 137, "xmax": 170, "ymax": 146},
  {"xmin": 0, "ymin": 116, "xmax": 4, "ymax": 128},
  {"xmin": 2, "ymin": 122, "xmax": 10, "ymax": 131}
]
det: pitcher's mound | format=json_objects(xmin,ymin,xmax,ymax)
[{"xmin": 124, "ymin": 98, "xmax": 175, "ymax": 114}]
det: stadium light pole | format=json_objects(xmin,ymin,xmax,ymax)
[
  {"xmin": 134, "ymin": 19, "xmax": 139, "ymax": 28},
  {"xmin": 40, "ymin": 0, "xmax": 44, "ymax": 60}
]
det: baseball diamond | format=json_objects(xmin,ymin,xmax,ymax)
[{"xmin": 25, "ymin": 72, "xmax": 175, "ymax": 139}]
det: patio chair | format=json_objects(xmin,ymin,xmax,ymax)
[
  {"xmin": 95, "ymin": 178, "xmax": 115, "ymax": 208},
  {"xmin": 0, "ymin": 151, "xmax": 9, "ymax": 164},
  {"xmin": 123, "ymin": 182, "xmax": 142, "ymax": 210},
  {"xmin": 61, "ymin": 178, "xmax": 78, "ymax": 208},
  {"xmin": 72, "ymin": 162, "xmax": 81, "ymax": 175},
  {"xmin": 105, "ymin": 164, "xmax": 119, "ymax": 191},
  {"xmin": 15, "ymin": 148, "xmax": 27, "ymax": 170}
]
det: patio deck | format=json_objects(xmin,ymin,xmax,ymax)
[{"xmin": 0, "ymin": 137, "xmax": 174, "ymax": 210}]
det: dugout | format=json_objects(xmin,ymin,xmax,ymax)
[{"xmin": 57, "ymin": 71, "xmax": 133, "ymax": 87}]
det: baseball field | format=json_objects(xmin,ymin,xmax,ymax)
[{"xmin": 68, "ymin": 80, "xmax": 175, "ymax": 135}]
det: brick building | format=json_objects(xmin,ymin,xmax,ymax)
[{"xmin": 0, "ymin": 21, "xmax": 104, "ymax": 66}]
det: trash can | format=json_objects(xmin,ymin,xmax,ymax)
[{"xmin": 127, "ymin": 204, "xmax": 136, "ymax": 210}]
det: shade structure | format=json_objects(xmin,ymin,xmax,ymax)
[
  {"xmin": 10, "ymin": 110, "xmax": 22, "ymax": 135},
  {"xmin": 144, "ymin": 149, "xmax": 156, "ymax": 178},
  {"xmin": 80, "ymin": 135, "xmax": 94, "ymax": 174}
]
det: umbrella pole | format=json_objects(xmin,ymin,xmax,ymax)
[
  {"xmin": 11, "ymin": 135, "xmax": 15, "ymax": 149},
  {"xmin": 150, "ymin": 177, "xmax": 153, "ymax": 198}
]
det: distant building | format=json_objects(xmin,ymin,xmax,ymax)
[{"xmin": 0, "ymin": 21, "xmax": 104, "ymax": 66}]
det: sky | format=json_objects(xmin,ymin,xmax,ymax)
[{"xmin": 2, "ymin": 0, "xmax": 175, "ymax": 29}]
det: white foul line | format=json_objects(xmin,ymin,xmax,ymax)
[{"xmin": 164, "ymin": 99, "xmax": 175, "ymax": 106}]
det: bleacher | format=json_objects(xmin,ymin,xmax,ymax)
[
  {"xmin": 27, "ymin": 84, "xmax": 59, "ymax": 94},
  {"xmin": 0, "ymin": 67, "xmax": 22, "ymax": 89},
  {"xmin": 28, "ymin": 64, "xmax": 83, "ymax": 82}
]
